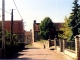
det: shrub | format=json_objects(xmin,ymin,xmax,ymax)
[
  {"xmin": 5, "ymin": 42, "xmax": 25, "ymax": 58},
  {"xmin": 0, "ymin": 39, "xmax": 25, "ymax": 58}
]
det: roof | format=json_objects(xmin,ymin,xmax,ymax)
[
  {"xmin": 0, "ymin": 20, "xmax": 24, "ymax": 34},
  {"xmin": 54, "ymin": 23, "xmax": 64, "ymax": 30},
  {"xmin": 34, "ymin": 23, "xmax": 64, "ymax": 31}
]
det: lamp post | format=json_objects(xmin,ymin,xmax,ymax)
[{"xmin": 2, "ymin": 0, "xmax": 5, "ymax": 58}]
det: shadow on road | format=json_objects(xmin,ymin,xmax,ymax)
[
  {"xmin": 0, "ymin": 58, "xmax": 33, "ymax": 60},
  {"xmin": 0, "ymin": 48, "xmax": 33, "ymax": 60},
  {"xmin": 50, "ymin": 48, "xmax": 55, "ymax": 50},
  {"xmin": 10, "ymin": 47, "xmax": 40, "ymax": 59}
]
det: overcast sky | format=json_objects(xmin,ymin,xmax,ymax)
[{"xmin": 0, "ymin": 0, "xmax": 80, "ymax": 31}]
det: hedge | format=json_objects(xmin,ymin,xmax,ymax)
[{"xmin": 0, "ymin": 40, "xmax": 25, "ymax": 58}]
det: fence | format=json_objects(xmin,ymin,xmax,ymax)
[
  {"xmin": 49, "ymin": 35, "xmax": 80, "ymax": 60},
  {"xmin": 49, "ymin": 39, "xmax": 75, "ymax": 50},
  {"xmin": 66, "ymin": 41, "xmax": 75, "ymax": 50},
  {"xmin": 56, "ymin": 39, "xmax": 59, "ymax": 46}
]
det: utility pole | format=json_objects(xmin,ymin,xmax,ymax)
[
  {"xmin": 10, "ymin": 9, "xmax": 13, "ymax": 44},
  {"xmin": 2, "ymin": 0, "xmax": 5, "ymax": 58}
]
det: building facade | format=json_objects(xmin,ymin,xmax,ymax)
[
  {"xmin": 24, "ymin": 30, "xmax": 32, "ymax": 44},
  {"xmin": 32, "ymin": 20, "xmax": 41, "ymax": 42},
  {"xmin": 0, "ymin": 20, "xmax": 24, "ymax": 42},
  {"xmin": 32, "ymin": 20, "xmax": 63, "ymax": 42}
]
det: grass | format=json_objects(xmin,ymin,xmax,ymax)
[
  {"xmin": 37, "ymin": 39, "xmax": 46, "ymax": 42},
  {"xmin": 36, "ymin": 39, "xmax": 48, "ymax": 45},
  {"xmin": 25, "ymin": 44, "xmax": 32, "ymax": 48}
]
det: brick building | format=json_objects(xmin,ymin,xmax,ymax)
[
  {"xmin": 0, "ymin": 20, "xmax": 24, "ymax": 42},
  {"xmin": 24, "ymin": 30, "xmax": 32, "ymax": 44},
  {"xmin": 32, "ymin": 20, "xmax": 63, "ymax": 42}
]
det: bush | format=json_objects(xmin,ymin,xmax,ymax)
[
  {"xmin": 5, "ymin": 42, "xmax": 25, "ymax": 58},
  {"xmin": 18, "ymin": 42, "xmax": 25, "ymax": 50},
  {"xmin": 0, "ymin": 39, "xmax": 25, "ymax": 58}
]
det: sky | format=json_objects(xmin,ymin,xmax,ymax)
[{"xmin": 0, "ymin": 0, "xmax": 80, "ymax": 31}]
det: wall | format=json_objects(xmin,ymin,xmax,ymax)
[
  {"xmin": 64, "ymin": 49, "xmax": 76, "ymax": 59},
  {"xmin": 24, "ymin": 31, "xmax": 32, "ymax": 44},
  {"xmin": 34, "ymin": 31, "xmax": 41, "ymax": 41},
  {"xmin": 56, "ymin": 46, "xmax": 60, "ymax": 51},
  {"xmin": 53, "ymin": 38, "xmax": 76, "ymax": 60},
  {"xmin": 25, "ymin": 35, "xmax": 32, "ymax": 44}
]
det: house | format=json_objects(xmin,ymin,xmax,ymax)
[
  {"xmin": 32, "ymin": 20, "xmax": 41, "ymax": 42},
  {"xmin": 24, "ymin": 30, "xmax": 32, "ymax": 44},
  {"xmin": 32, "ymin": 20, "xmax": 64, "ymax": 42},
  {"xmin": 0, "ymin": 20, "xmax": 24, "ymax": 42}
]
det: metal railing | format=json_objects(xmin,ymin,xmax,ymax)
[
  {"xmin": 66, "ymin": 41, "xmax": 75, "ymax": 50},
  {"xmin": 56, "ymin": 39, "xmax": 59, "ymax": 46}
]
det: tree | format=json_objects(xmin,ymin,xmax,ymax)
[
  {"xmin": 5, "ymin": 30, "xmax": 18, "ymax": 43},
  {"xmin": 39, "ymin": 17, "xmax": 56, "ymax": 40},
  {"xmin": 0, "ymin": 21, "xmax": 18, "ymax": 43},
  {"xmin": 58, "ymin": 16, "xmax": 72, "ymax": 41},
  {"xmin": 68, "ymin": 0, "xmax": 80, "ymax": 40}
]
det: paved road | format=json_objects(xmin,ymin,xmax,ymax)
[
  {"xmin": 32, "ymin": 41, "xmax": 49, "ymax": 49},
  {"xmin": 13, "ymin": 42, "xmax": 74, "ymax": 60},
  {"xmin": 1, "ymin": 48, "xmax": 75, "ymax": 60},
  {"xmin": 15, "ymin": 48, "xmax": 66, "ymax": 60},
  {"xmin": 0, "ymin": 42, "xmax": 75, "ymax": 60},
  {"xmin": 1, "ymin": 47, "xmax": 74, "ymax": 60},
  {"xmin": 12, "ymin": 42, "xmax": 75, "ymax": 60}
]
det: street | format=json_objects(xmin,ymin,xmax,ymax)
[
  {"xmin": 15, "ymin": 48, "xmax": 66, "ymax": 60},
  {"xmin": 0, "ymin": 42, "xmax": 75, "ymax": 60}
]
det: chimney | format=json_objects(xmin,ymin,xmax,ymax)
[
  {"xmin": 30, "ymin": 29, "xmax": 32, "ymax": 32},
  {"xmin": 34, "ymin": 20, "xmax": 36, "ymax": 24}
]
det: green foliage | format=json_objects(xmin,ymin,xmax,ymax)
[
  {"xmin": 0, "ymin": 22, "xmax": 24, "ymax": 58},
  {"xmin": 5, "ymin": 30, "xmax": 10, "ymax": 42},
  {"xmin": 68, "ymin": 0, "xmax": 80, "ymax": 40},
  {"xmin": 13, "ymin": 34, "xmax": 18, "ymax": 42},
  {"xmin": 5, "ymin": 30, "xmax": 18, "ymax": 43},
  {"xmin": 5, "ymin": 42, "xmax": 25, "ymax": 58},
  {"xmin": 0, "ymin": 39, "xmax": 25, "ymax": 58},
  {"xmin": 0, "ymin": 27, "xmax": 18, "ymax": 44},
  {"xmin": 58, "ymin": 16, "xmax": 72, "ymax": 41},
  {"xmin": 39, "ymin": 17, "xmax": 56, "ymax": 39}
]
